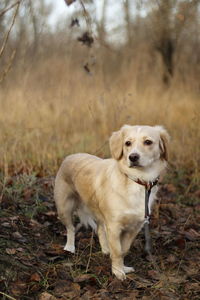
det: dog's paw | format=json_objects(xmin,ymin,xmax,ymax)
[
  {"xmin": 124, "ymin": 266, "xmax": 135, "ymax": 274},
  {"xmin": 64, "ymin": 244, "xmax": 75, "ymax": 253},
  {"xmin": 112, "ymin": 268, "xmax": 126, "ymax": 281}
]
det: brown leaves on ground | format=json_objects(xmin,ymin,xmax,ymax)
[
  {"xmin": 30, "ymin": 273, "xmax": 41, "ymax": 282},
  {"xmin": 0, "ymin": 172, "xmax": 200, "ymax": 299},
  {"xmin": 39, "ymin": 292, "xmax": 57, "ymax": 300},
  {"xmin": 5, "ymin": 248, "xmax": 17, "ymax": 255}
]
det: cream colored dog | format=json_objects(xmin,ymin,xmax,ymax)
[{"xmin": 54, "ymin": 125, "xmax": 170, "ymax": 280}]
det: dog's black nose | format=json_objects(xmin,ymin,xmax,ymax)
[{"xmin": 129, "ymin": 153, "xmax": 140, "ymax": 162}]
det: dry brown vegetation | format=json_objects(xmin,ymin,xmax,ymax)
[{"xmin": 0, "ymin": 49, "xmax": 200, "ymax": 179}]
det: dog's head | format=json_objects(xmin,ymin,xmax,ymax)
[{"xmin": 109, "ymin": 125, "xmax": 170, "ymax": 169}]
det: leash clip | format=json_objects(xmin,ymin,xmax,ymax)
[{"xmin": 144, "ymin": 216, "xmax": 150, "ymax": 225}]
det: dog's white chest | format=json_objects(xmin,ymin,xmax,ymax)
[
  {"xmin": 125, "ymin": 185, "xmax": 145, "ymax": 218},
  {"xmin": 121, "ymin": 184, "xmax": 157, "ymax": 224}
]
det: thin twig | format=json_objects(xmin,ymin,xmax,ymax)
[
  {"xmin": 0, "ymin": 292, "xmax": 17, "ymax": 300},
  {"xmin": 0, "ymin": 1, "xmax": 20, "ymax": 59},
  {"xmin": 176, "ymin": 250, "xmax": 186, "ymax": 276},
  {"xmin": 79, "ymin": 0, "xmax": 92, "ymax": 32},
  {"xmin": 85, "ymin": 230, "xmax": 94, "ymax": 273},
  {"xmin": 0, "ymin": 49, "xmax": 16, "ymax": 84},
  {"xmin": 0, "ymin": 1, "xmax": 20, "ymax": 18}
]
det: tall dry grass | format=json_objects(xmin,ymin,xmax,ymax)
[{"xmin": 0, "ymin": 51, "xmax": 199, "ymax": 179}]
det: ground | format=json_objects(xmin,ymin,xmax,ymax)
[{"xmin": 0, "ymin": 169, "xmax": 199, "ymax": 300}]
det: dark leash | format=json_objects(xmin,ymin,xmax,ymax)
[
  {"xmin": 132, "ymin": 177, "xmax": 170, "ymax": 279},
  {"xmin": 135, "ymin": 178, "xmax": 159, "ymax": 255},
  {"xmin": 129, "ymin": 176, "xmax": 162, "ymax": 274}
]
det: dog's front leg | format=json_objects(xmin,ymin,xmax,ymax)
[
  {"xmin": 106, "ymin": 225, "xmax": 125, "ymax": 280},
  {"xmin": 121, "ymin": 225, "xmax": 141, "ymax": 256}
]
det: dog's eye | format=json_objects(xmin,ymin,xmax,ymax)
[
  {"xmin": 144, "ymin": 139, "xmax": 153, "ymax": 145},
  {"xmin": 125, "ymin": 141, "xmax": 132, "ymax": 146}
]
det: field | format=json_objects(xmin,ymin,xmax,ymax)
[
  {"xmin": 0, "ymin": 51, "xmax": 200, "ymax": 299},
  {"xmin": 0, "ymin": 54, "xmax": 200, "ymax": 175}
]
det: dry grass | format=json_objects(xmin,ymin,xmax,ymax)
[{"xmin": 0, "ymin": 54, "xmax": 199, "ymax": 179}]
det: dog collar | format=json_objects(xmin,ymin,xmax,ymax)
[
  {"xmin": 125, "ymin": 173, "xmax": 159, "ymax": 190},
  {"xmin": 134, "ymin": 177, "xmax": 159, "ymax": 190}
]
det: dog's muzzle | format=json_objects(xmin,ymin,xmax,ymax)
[{"xmin": 129, "ymin": 153, "xmax": 140, "ymax": 167}]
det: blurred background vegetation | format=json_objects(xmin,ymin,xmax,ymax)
[{"xmin": 0, "ymin": 0, "xmax": 199, "ymax": 181}]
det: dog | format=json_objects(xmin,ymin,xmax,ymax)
[{"xmin": 54, "ymin": 125, "xmax": 170, "ymax": 280}]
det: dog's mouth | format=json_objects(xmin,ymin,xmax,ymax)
[{"xmin": 129, "ymin": 162, "xmax": 142, "ymax": 168}]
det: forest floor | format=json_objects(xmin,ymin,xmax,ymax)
[{"xmin": 0, "ymin": 169, "xmax": 199, "ymax": 300}]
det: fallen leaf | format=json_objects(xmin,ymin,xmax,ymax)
[
  {"xmin": 43, "ymin": 221, "xmax": 51, "ymax": 227},
  {"xmin": 125, "ymin": 291, "xmax": 139, "ymax": 299},
  {"xmin": 175, "ymin": 238, "xmax": 186, "ymax": 249},
  {"xmin": 81, "ymin": 290, "xmax": 95, "ymax": 299},
  {"xmin": 62, "ymin": 290, "xmax": 80, "ymax": 299},
  {"xmin": 23, "ymin": 188, "xmax": 33, "ymax": 200},
  {"xmin": 54, "ymin": 280, "xmax": 80, "ymax": 295},
  {"xmin": 74, "ymin": 274, "xmax": 94, "ymax": 283},
  {"xmin": 94, "ymin": 265, "xmax": 110, "ymax": 275},
  {"xmin": 30, "ymin": 219, "xmax": 42, "ymax": 227},
  {"xmin": 20, "ymin": 259, "xmax": 36, "ymax": 267},
  {"xmin": 12, "ymin": 231, "xmax": 27, "ymax": 243},
  {"xmin": 184, "ymin": 282, "xmax": 200, "ymax": 292},
  {"xmin": 45, "ymin": 211, "xmax": 56, "ymax": 217},
  {"xmin": 30, "ymin": 283, "xmax": 41, "ymax": 293},
  {"xmin": 195, "ymin": 204, "xmax": 200, "ymax": 211},
  {"xmin": 39, "ymin": 292, "xmax": 58, "ymax": 300},
  {"xmin": 2, "ymin": 222, "xmax": 11, "ymax": 227},
  {"xmin": 30, "ymin": 272, "xmax": 41, "ymax": 282},
  {"xmin": 147, "ymin": 269, "xmax": 160, "ymax": 279},
  {"xmin": 9, "ymin": 216, "xmax": 19, "ymax": 221},
  {"xmin": 184, "ymin": 228, "xmax": 200, "ymax": 241},
  {"xmin": 6, "ymin": 248, "xmax": 16, "ymax": 255},
  {"xmin": 12, "ymin": 231, "xmax": 23, "ymax": 239},
  {"xmin": 167, "ymin": 275, "xmax": 186, "ymax": 284},
  {"xmin": 108, "ymin": 278, "xmax": 124, "ymax": 292},
  {"xmin": 166, "ymin": 254, "xmax": 177, "ymax": 263},
  {"xmin": 10, "ymin": 280, "xmax": 27, "ymax": 296},
  {"xmin": 16, "ymin": 247, "xmax": 24, "ymax": 252},
  {"xmin": 194, "ymin": 190, "xmax": 200, "ymax": 198},
  {"xmin": 34, "ymin": 233, "xmax": 41, "ymax": 237},
  {"xmin": 45, "ymin": 244, "xmax": 66, "ymax": 256}
]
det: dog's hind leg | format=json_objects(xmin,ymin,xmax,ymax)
[
  {"xmin": 54, "ymin": 178, "xmax": 76, "ymax": 253},
  {"xmin": 98, "ymin": 223, "xmax": 109, "ymax": 254},
  {"xmin": 62, "ymin": 199, "xmax": 76, "ymax": 253}
]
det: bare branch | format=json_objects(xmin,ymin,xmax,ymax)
[
  {"xmin": 0, "ymin": 50, "xmax": 16, "ymax": 84},
  {"xmin": 79, "ymin": 0, "xmax": 92, "ymax": 33},
  {"xmin": 0, "ymin": 1, "xmax": 21, "ymax": 59},
  {"xmin": 0, "ymin": 1, "xmax": 20, "ymax": 18}
]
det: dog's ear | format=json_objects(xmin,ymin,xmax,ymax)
[
  {"xmin": 155, "ymin": 126, "xmax": 170, "ymax": 161},
  {"xmin": 109, "ymin": 129, "xmax": 123, "ymax": 160}
]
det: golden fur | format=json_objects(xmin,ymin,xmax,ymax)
[{"xmin": 54, "ymin": 125, "xmax": 170, "ymax": 280}]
